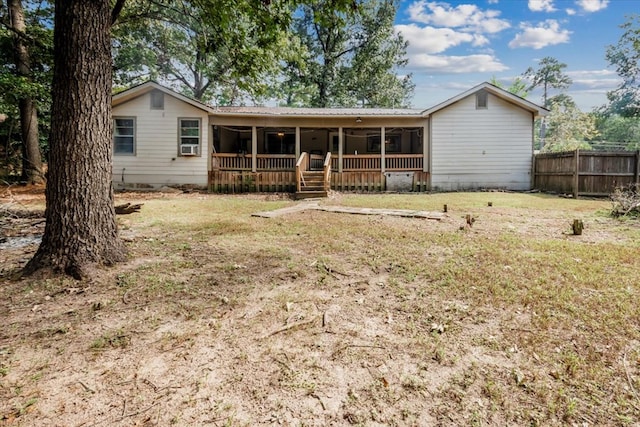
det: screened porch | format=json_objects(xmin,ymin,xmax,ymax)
[{"xmin": 211, "ymin": 126, "xmax": 427, "ymax": 173}]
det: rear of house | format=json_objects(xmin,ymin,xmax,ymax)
[
  {"xmin": 428, "ymin": 88, "xmax": 538, "ymax": 191},
  {"xmin": 112, "ymin": 84, "xmax": 212, "ymax": 190},
  {"xmin": 209, "ymin": 108, "xmax": 429, "ymax": 195},
  {"xmin": 110, "ymin": 82, "xmax": 547, "ymax": 193}
]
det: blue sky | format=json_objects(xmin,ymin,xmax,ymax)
[{"xmin": 394, "ymin": 0, "xmax": 637, "ymax": 111}]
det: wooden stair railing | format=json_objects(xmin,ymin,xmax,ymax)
[
  {"xmin": 295, "ymin": 151, "xmax": 330, "ymax": 199},
  {"xmin": 295, "ymin": 152, "xmax": 308, "ymax": 193},
  {"xmin": 323, "ymin": 152, "xmax": 331, "ymax": 193}
]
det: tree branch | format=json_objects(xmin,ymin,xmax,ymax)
[
  {"xmin": 0, "ymin": 21, "xmax": 49, "ymax": 50},
  {"xmin": 111, "ymin": 0, "xmax": 127, "ymax": 25}
]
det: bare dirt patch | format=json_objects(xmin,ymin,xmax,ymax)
[{"xmin": 1, "ymin": 189, "xmax": 639, "ymax": 426}]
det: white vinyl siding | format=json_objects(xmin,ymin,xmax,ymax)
[
  {"xmin": 112, "ymin": 92, "xmax": 209, "ymax": 188},
  {"xmin": 113, "ymin": 117, "xmax": 135, "ymax": 155},
  {"xmin": 431, "ymin": 92, "xmax": 533, "ymax": 191}
]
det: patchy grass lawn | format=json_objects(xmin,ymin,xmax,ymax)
[{"xmin": 1, "ymin": 189, "xmax": 639, "ymax": 426}]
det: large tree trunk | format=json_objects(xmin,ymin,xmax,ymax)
[
  {"xmin": 24, "ymin": 0, "xmax": 127, "ymax": 279},
  {"xmin": 8, "ymin": 0, "xmax": 44, "ymax": 184},
  {"xmin": 19, "ymin": 97, "xmax": 42, "ymax": 183}
]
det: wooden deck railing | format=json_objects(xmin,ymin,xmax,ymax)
[
  {"xmin": 257, "ymin": 154, "xmax": 296, "ymax": 170},
  {"xmin": 212, "ymin": 153, "xmax": 252, "ymax": 170},
  {"xmin": 338, "ymin": 155, "xmax": 381, "ymax": 171},
  {"xmin": 331, "ymin": 154, "xmax": 423, "ymax": 171},
  {"xmin": 310, "ymin": 154, "xmax": 324, "ymax": 170},
  {"xmin": 212, "ymin": 153, "xmax": 296, "ymax": 171},
  {"xmin": 385, "ymin": 154, "xmax": 424, "ymax": 171},
  {"xmin": 214, "ymin": 153, "xmax": 423, "ymax": 172}
]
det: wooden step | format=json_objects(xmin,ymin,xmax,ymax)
[
  {"xmin": 294, "ymin": 190, "xmax": 328, "ymax": 200},
  {"xmin": 297, "ymin": 170, "xmax": 328, "ymax": 199}
]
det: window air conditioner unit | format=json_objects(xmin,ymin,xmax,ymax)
[{"xmin": 180, "ymin": 144, "xmax": 198, "ymax": 156}]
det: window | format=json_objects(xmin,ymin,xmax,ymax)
[
  {"xmin": 150, "ymin": 90, "xmax": 164, "ymax": 110},
  {"xmin": 476, "ymin": 90, "xmax": 488, "ymax": 109},
  {"xmin": 113, "ymin": 117, "xmax": 135, "ymax": 155},
  {"xmin": 367, "ymin": 134, "xmax": 401, "ymax": 153},
  {"xmin": 179, "ymin": 118, "xmax": 201, "ymax": 155},
  {"xmin": 265, "ymin": 131, "xmax": 295, "ymax": 154}
]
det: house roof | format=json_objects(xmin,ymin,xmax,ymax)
[
  {"xmin": 422, "ymin": 82, "xmax": 549, "ymax": 118},
  {"xmin": 112, "ymin": 80, "xmax": 548, "ymax": 119},
  {"xmin": 214, "ymin": 106, "xmax": 424, "ymax": 118},
  {"xmin": 112, "ymin": 81, "xmax": 216, "ymax": 113}
]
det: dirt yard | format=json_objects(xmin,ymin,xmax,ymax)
[{"xmin": 1, "ymin": 185, "xmax": 639, "ymax": 426}]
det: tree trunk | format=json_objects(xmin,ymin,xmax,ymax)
[
  {"xmin": 8, "ymin": 0, "xmax": 44, "ymax": 184},
  {"xmin": 24, "ymin": 0, "xmax": 127, "ymax": 279}
]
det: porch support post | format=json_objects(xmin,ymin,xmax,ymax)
[
  {"xmin": 380, "ymin": 127, "xmax": 386, "ymax": 173},
  {"xmin": 295, "ymin": 126, "xmax": 301, "ymax": 161},
  {"xmin": 422, "ymin": 124, "xmax": 428, "ymax": 172},
  {"xmin": 338, "ymin": 127, "xmax": 343, "ymax": 173},
  {"xmin": 251, "ymin": 126, "xmax": 257, "ymax": 173}
]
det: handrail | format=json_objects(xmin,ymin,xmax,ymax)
[
  {"xmin": 296, "ymin": 152, "xmax": 308, "ymax": 192},
  {"xmin": 296, "ymin": 151, "xmax": 307, "ymax": 168},
  {"xmin": 323, "ymin": 151, "xmax": 331, "ymax": 168},
  {"xmin": 323, "ymin": 152, "xmax": 332, "ymax": 192}
]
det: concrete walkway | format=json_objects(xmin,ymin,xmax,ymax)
[{"xmin": 252, "ymin": 202, "xmax": 444, "ymax": 220}]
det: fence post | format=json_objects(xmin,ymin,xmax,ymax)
[
  {"xmin": 573, "ymin": 149, "xmax": 580, "ymax": 199},
  {"xmin": 635, "ymin": 150, "xmax": 640, "ymax": 185},
  {"xmin": 531, "ymin": 153, "xmax": 536, "ymax": 190}
]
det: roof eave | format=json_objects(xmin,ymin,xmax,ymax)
[
  {"xmin": 211, "ymin": 112, "xmax": 424, "ymax": 119},
  {"xmin": 112, "ymin": 81, "xmax": 216, "ymax": 114},
  {"xmin": 421, "ymin": 81, "xmax": 549, "ymax": 118}
]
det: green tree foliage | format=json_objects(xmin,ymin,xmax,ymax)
[
  {"xmin": 489, "ymin": 76, "xmax": 529, "ymax": 98},
  {"xmin": 522, "ymin": 56, "xmax": 572, "ymax": 107},
  {"xmin": 605, "ymin": 15, "xmax": 640, "ymax": 117},
  {"xmin": 24, "ymin": 0, "xmax": 362, "ymax": 277},
  {"xmin": 591, "ymin": 113, "xmax": 640, "ymax": 150},
  {"xmin": 112, "ymin": 0, "xmax": 292, "ymax": 104},
  {"xmin": 543, "ymin": 96, "xmax": 597, "ymax": 152},
  {"xmin": 281, "ymin": 0, "xmax": 413, "ymax": 108},
  {"xmin": 0, "ymin": 0, "xmax": 53, "ymax": 178}
]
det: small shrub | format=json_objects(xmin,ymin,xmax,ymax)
[{"xmin": 611, "ymin": 183, "xmax": 640, "ymax": 217}]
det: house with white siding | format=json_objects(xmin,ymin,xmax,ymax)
[{"xmin": 111, "ymin": 81, "xmax": 547, "ymax": 196}]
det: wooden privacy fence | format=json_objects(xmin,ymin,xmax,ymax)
[{"xmin": 534, "ymin": 150, "xmax": 640, "ymax": 197}]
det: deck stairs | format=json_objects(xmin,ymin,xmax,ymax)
[
  {"xmin": 296, "ymin": 170, "xmax": 328, "ymax": 199},
  {"xmin": 295, "ymin": 152, "xmax": 330, "ymax": 199}
]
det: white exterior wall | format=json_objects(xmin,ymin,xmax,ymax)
[
  {"xmin": 112, "ymin": 93, "xmax": 209, "ymax": 189},
  {"xmin": 430, "ymin": 93, "xmax": 533, "ymax": 191}
]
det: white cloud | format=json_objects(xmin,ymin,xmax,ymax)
[
  {"xmin": 407, "ymin": 1, "xmax": 510, "ymax": 34},
  {"xmin": 566, "ymin": 69, "xmax": 620, "ymax": 90},
  {"xmin": 408, "ymin": 53, "xmax": 508, "ymax": 73},
  {"xmin": 487, "ymin": 0, "xmax": 499, "ymax": 3},
  {"xmin": 396, "ymin": 24, "xmax": 489, "ymax": 54},
  {"xmin": 567, "ymin": 69, "xmax": 616, "ymax": 78},
  {"xmin": 566, "ymin": 8, "xmax": 576, "ymax": 15},
  {"xmin": 528, "ymin": 0, "xmax": 556, "ymax": 12},
  {"xmin": 575, "ymin": 0, "xmax": 609, "ymax": 13},
  {"xmin": 509, "ymin": 20, "xmax": 571, "ymax": 49},
  {"xmin": 572, "ymin": 78, "xmax": 620, "ymax": 89}
]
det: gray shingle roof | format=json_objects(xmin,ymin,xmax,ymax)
[{"xmin": 214, "ymin": 106, "xmax": 424, "ymax": 117}]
